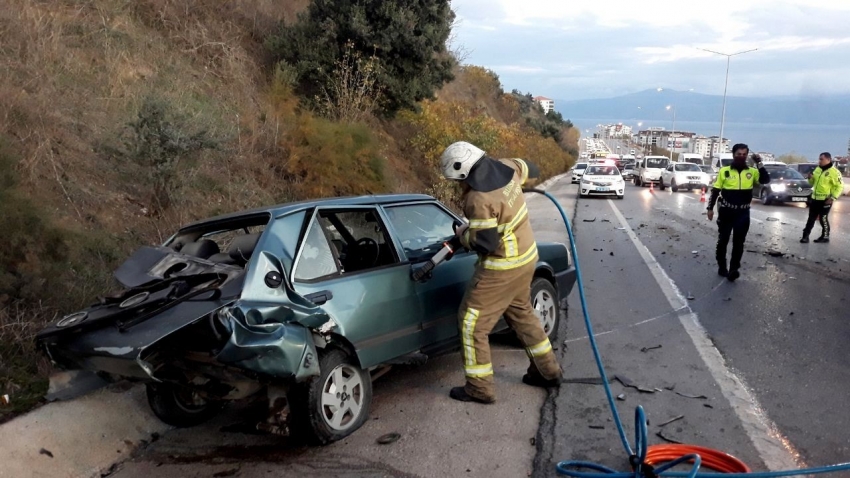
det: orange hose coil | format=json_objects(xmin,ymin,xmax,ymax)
[{"xmin": 645, "ymin": 445, "xmax": 751, "ymax": 473}]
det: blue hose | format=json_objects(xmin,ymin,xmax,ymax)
[{"xmin": 524, "ymin": 189, "xmax": 850, "ymax": 478}]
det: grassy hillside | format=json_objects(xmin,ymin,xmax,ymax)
[{"xmin": 0, "ymin": 0, "xmax": 576, "ymax": 419}]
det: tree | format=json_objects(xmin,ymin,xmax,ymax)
[{"xmin": 266, "ymin": 0, "xmax": 456, "ymax": 116}]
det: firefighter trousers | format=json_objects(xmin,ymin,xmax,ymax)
[{"xmin": 458, "ymin": 261, "xmax": 562, "ymax": 401}]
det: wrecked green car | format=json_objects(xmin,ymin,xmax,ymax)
[{"xmin": 37, "ymin": 194, "xmax": 576, "ymax": 444}]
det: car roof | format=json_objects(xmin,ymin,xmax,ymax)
[{"xmin": 181, "ymin": 194, "xmax": 435, "ymax": 230}]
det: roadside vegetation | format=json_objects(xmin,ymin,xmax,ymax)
[{"xmin": 0, "ymin": 0, "xmax": 577, "ymax": 420}]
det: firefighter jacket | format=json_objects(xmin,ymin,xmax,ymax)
[
  {"xmin": 809, "ymin": 163, "xmax": 843, "ymax": 201},
  {"xmin": 707, "ymin": 163, "xmax": 770, "ymax": 210},
  {"xmin": 460, "ymin": 158, "xmax": 538, "ymax": 271}
]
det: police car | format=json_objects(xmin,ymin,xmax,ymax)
[{"xmin": 579, "ymin": 161, "xmax": 625, "ymax": 199}]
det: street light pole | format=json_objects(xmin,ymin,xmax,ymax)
[{"xmin": 699, "ymin": 47, "xmax": 758, "ymax": 155}]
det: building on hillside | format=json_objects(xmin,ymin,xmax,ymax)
[
  {"xmin": 534, "ymin": 96, "xmax": 555, "ymax": 114},
  {"xmin": 598, "ymin": 123, "xmax": 632, "ymax": 139},
  {"xmin": 693, "ymin": 135, "xmax": 730, "ymax": 158},
  {"xmin": 636, "ymin": 128, "xmax": 697, "ymax": 154}
]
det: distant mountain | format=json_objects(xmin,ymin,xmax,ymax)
[{"xmin": 555, "ymin": 89, "xmax": 850, "ymax": 125}]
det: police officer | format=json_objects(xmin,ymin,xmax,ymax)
[
  {"xmin": 800, "ymin": 152, "xmax": 843, "ymax": 243},
  {"xmin": 439, "ymin": 141, "xmax": 562, "ymax": 404},
  {"xmin": 706, "ymin": 144, "xmax": 770, "ymax": 282}
]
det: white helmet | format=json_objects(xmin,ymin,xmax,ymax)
[{"xmin": 440, "ymin": 141, "xmax": 485, "ymax": 181}]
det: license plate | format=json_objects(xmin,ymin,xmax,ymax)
[
  {"xmin": 689, "ymin": 181, "xmax": 702, "ymax": 185},
  {"xmin": 597, "ymin": 187, "xmax": 609, "ymax": 192},
  {"xmin": 792, "ymin": 197, "xmax": 807, "ymax": 202}
]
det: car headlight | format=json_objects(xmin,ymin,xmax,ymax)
[{"xmin": 770, "ymin": 184, "xmax": 786, "ymax": 192}]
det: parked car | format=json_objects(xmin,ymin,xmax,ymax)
[
  {"xmin": 753, "ymin": 167, "xmax": 812, "ymax": 205},
  {"xmin": 699, "ymin": 165, "xmax": 717, "ymax": 186},
  {"xmin": 659, "ymin": 162, "xmax": 710, "ymax": 192},
  {"xmin": 580, "ymin": 165, "xmax": 625, "ymax": 199},
  {"xmin": 788, "ymin": 163, "xmax": 818, "ymax": 177},
  {"xmin": 621, "ymin": 163, "xmax": 635, "ymax": 179},
  {"xmin": 571, "ymin": 162, "xmax": 589, "ymax": 183},
  {"xmin": 633, "ymin": 156, "xmax": 669, "ymax": 187},
  {"xmin": 36, "ymin": 195, "xmax": 576, "ymax": 444}
]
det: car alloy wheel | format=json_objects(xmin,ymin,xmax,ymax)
[
  {"xmin": 320, "ymin": 363, "xmax": 365, "ymax": 431},
  {"xmin": 531, "ymin": 278, "xmax": 559, "ymax": 340}
]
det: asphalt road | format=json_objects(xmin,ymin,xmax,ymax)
[{"xmin": 537, "ymin": 178, "xmax": 850, "ymax": 474}]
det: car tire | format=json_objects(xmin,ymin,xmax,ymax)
[
  {"xmin": 531, "ymin": 278, "xmax": 560, "ymax": 341},
  {"xmin": 762, "ymin": 189, "xmax": 772, "ymax": 205},
  {"xmin": 671, "ymin": 180, "xmax": 678, "ymax": 192},
  {"xmin": 617, "ymin": 194, "xmax": 624, "ymax": 200},
  {"xmin": 659, "ymin": 178, "xmax": 666, "ymax": 190},
  {"xmin": 146, "ymin": 383, "xmax": 222, "ymax": 428},
  {"xmin": 288, "ymin": 348, "xmax": 372, "ymax": 445}
]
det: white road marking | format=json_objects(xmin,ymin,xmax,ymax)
[{"xmin": 606, "ymin": 198, "xmax": 802, "ymax": 470}]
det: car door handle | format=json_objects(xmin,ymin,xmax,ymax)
[{"xmin": 304, "ymin": 290, "xmax": 333, "ymax": 305}]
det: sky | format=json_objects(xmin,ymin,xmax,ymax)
[{"xmin": 450, "ymin": 0, "xmax": 850, "ymax": 101}]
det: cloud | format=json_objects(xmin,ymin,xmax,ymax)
[{"xmin": 450, "ymin": 0, "xmax": 850, "ymax": 100}]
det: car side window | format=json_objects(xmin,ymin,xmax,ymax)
[
  {"xmin": 384, "ymin": 204, "xmax": 457, "ymax": 262},
  {"xmin": 294, "ymin": 218, "xmax": 340, "ymax": 282},
  {"xmin": 317, "ymin": 209, "xmax": 398, "ymax": 274}
]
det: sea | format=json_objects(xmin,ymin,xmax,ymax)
[{"xmin": 571, "ymin": 119, "xmax": 850, "ymax": 161}]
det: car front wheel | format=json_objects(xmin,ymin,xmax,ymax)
[
  {"xmin": 289, "ymin": 348, "xmax": 372, "ymax": 445},
  {"xmin": 146, "ymin": 383, "xmax": 222, "ymax": 428},
  {"xmin": 762, "ymin": 189, "xmax": 772, "ymax": 205},
  {"xmin": 531, "ymin": 278, "xmax": 560, "ymax": 341}
]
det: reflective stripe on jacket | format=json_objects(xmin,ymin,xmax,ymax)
[
  {"xmin": 460, "ymin": 158, "xmax": 538, "ymax": 271},
  {"xmin": 810, "ymin": 165, "xmax": 843, "ymax": 200}
]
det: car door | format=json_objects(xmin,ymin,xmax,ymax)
[
  {"xmin": 382, "ymin": 202, "xmax": 477, "ymax": 350},
  {"xmin": 663, "ymin": 164, "xmax": 674, "ymax": 183},
  {"xmin": 291, "ymin": 206, "xmax": 422, "ymax": 369}
]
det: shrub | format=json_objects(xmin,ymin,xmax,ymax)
[{"xmin": 266, "ymin": 0, "xmax": 456, "ymax": 115}]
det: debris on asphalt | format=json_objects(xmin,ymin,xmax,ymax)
[
  {"xmin": 563, "ymin": 377, "xmax": 612, "ymax": 385},
  {"xmin": 659, "ymin": 415, "xmax": 685, "ymax": 427},
  {"xmin": 664, "ymin": 384, "xmax": 676, "ymax": 391},
  {"xmin": 661, "ymin": 251, "xmax": 666, "ymax": 254},
  {"xmin": 614, "ymin": 375, "xmax": 635, "ymax": 388},
  {"xmin": 377, "ymin": 432, "xmax": 402, "ymax": 445},
  {"xmin": 657, "ymin": 226, "xmax": 668, "ymax": 230},
  {"xmin": 686, "ymin": 292, "xmax": 695, "ymax": 300},
  {"xmin": 691, "ymin": 250, "xmax": 699, "ymax": 254},
  {"xmin": 640, "ymin": 345, "xmax": 662, "ymax": 353},
  {"xmin": 790, "ymin": 312, "xmax": 795, "ymax": 316},
  {"xmin": 39, "ymin": 448, "xmax": 54, "ymax": 458},
  {"xmin": 767, "ymin": 250, "xmax": 786, "ymax": 257},
  {"xmin": 766, "ymin": 217, "xmax": 780, "ymax": 222},
  {"xmin": 723, "ymin": 297, "xmax": 732, "ymax": 302},
  {"xmin": 601, "ymin": 219, "xmax": 611, "ymax": 223},
  {"xmin": 675, "ymin": 391, "xmax": 708, "ymax": 400},
  {"xmin": 584, "ymin": 218, "xmax": 597, "ymax": 222},
  {"xmin": 609, "ymin": 252, "xmax": 614, "ymax": 256},
  {"xmin": 639, "ymin": 223, "xmax": 647, "ymax": 228},
  {"xmin": 530, "ymin": 437, "xmax": 536, "ymax": 446},
  {"xmin": 747, "ymin": 249, "xmax": 759, "ymax": 253},
  {"xmin": 617, "ymin": 227, "xmax": 627, "ymax": 230},
  {"xmin": 589, "ymin": 425, "xmax": 605, "ymax": 430},
  {"xmin": 638, "ymin": 386, "xmax": 656, "ymax": 394},
  {"xmin": 617, "ymin": 394, "xmax": 626, "ymax": 401},
  {"xmin": 212, "ymin": 468, "xmax": 240, "ymax": 478},
  {"xmin": 656, "ymin": 431, "xmax": 683, "ymax": 444},
  {"xmin": 593, "ymin": 248, "xmax": 602, "ymax": 252},
  {"xmin": 704, "ymin": 404, "xmax": 714, "ymax": 409}
]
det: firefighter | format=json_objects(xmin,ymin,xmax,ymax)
[
  {"xmin": 439, "ymin": 141, "xmax": 563, "ymax": 404},
  {"xmin": 706, "ymin": 143, "xmax": 770, "ymax": 282},
  {"xmin": 800, "ymin": 152, "xmax": 843, "ymax": 243}
]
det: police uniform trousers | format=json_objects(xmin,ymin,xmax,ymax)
[
  {"xmin": 457, "ymin": 261, "xmax": 562, "ymax": 401},
  {"xmin": 716, "ymin": 206, "xmax": 750, "ymax": 272}
]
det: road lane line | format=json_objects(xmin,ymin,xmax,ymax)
[{"xmin": 606, "ymin": 198, "xmax": 801, "ymax": 471}]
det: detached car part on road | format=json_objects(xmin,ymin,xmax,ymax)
[{"xmin": 37, "ymin": 195, "xmax": 576, "ymax": 445}]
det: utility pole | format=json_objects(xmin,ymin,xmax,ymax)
[{"xmin": 699, "ymin": 48, "xmax": 758, "ymax": 154}]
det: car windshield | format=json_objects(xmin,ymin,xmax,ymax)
[
  {"xmin": 675, "ymin": 164, "xmax": 701, "ymax": 172},
  {"xmin": 699, "ymin": 166, "xmax": 713, "ymax": 173},
  {"xmin": 720, "ymin": 158, "xmax": 733, "ymax": 167},
  {"xmin": 646, "ymin": 158, "xmax": 668, "ymax": 169},
  {"xmin": 586, "ymin": 166, "xmax": 619, "ymax": 176},
  {"xmin": 576, "ymin": 163, "xmax": 588, "ymax": 170},
  {"xmin": 773, "ymin": 168, "xmax": 805, "ymax": 180},
  {"xmin": 624, "ymin": 164, "xmax": 633, "ymax": 170}
]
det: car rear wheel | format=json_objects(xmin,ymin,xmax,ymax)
[
  {"xmin": 289, "ymin": 348, "xmax": 372, "ymax": 445},
  {"xmin": 659, "ymin": 178, "xmax": 666, "ymax": 190},
  {"xmin": 531, "ymin": 278, "xmax": 560, "ymax": 341},
  {"xmin": 671, "ymin": 180, "xmax": 678, "ymax": 192},
  {"xmin": 146, "ymin": 383, "xmax": 222, "ymax": 428}
]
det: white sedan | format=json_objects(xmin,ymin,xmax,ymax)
[
  {"xmin": 579, "ymin": 165, "xmax": 625, "ymax": 199},
  {"xmin": 571, "ymin": 162, "xmax": 589, "ymax": 184},
  {"xmin": 659, "ymin": 162, "xmax": 711, "ymax": 192}
]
